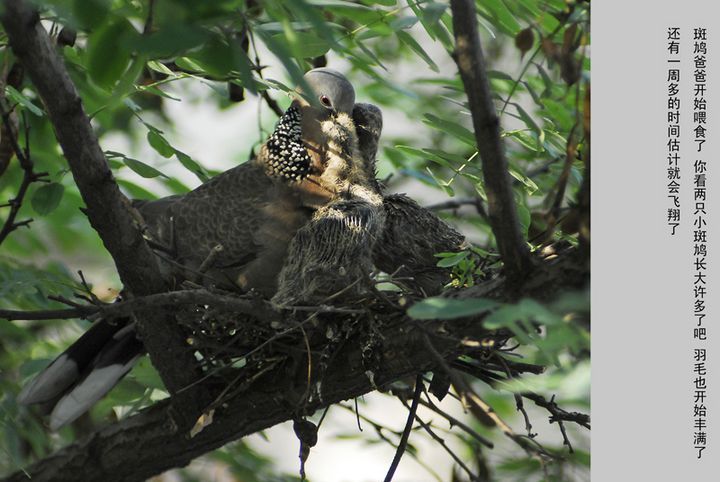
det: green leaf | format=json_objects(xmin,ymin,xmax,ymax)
[
  {"xmin": 421, "ymin": 2, "xmax": 447, "ymax": 25},
  {"xmin": 511, "ymin": 102, "xmax": 541, "ymax": 134},
  {"xmin": 271, "ymin": 32, "xmax": 330, "ymax": 59},
  {"xmin": 424, "ymin": 166, "xmax": 456, "ymax": 195},
  {"xmin": 72, "ymin": 0, "xmax": 112, "ymax": 29},
  {"xmin": 389, "ymin": 16, "xmax": 419, "ymax": 31},
  {"xmin": 146, "ymin": 61, "xmax": 176, "ymax": 77},
  {"xmin": 174, "ymin": 57, "xmax": 205, "ymax": 73},
  {"xmin": 130, "ymin": 24, "xmax": 210, "ymax": 58},
  {"xmin": 361, "ymin": 0, "xmax": 397, "ymax": 5},
  {"xmin": 516, "ymin": 195, "xmax": 531, "ymax": 237},
  {"xmin": 477, "ymin": 0, "xmax": 522, "ymax": 36},
  {"xmin": 139, "ymin": 85, "xmax": 181, "ymax": 101},
  {"xmin": 129, "ymin": 357, "xmax": 165, "ymax": 391},
  {"xmin": 395, "ymin": 145, "xmax": 447, "ymax": 167},
  {"xmin": 422, "ymin": 113, "xmax": 476, "ymax": 147},
  {"xmin": 408, "ymin": 1, "xmax": 449, "ymax": 46},
  {"xmin": 185, "ymin": 28, "xmax": 258, "ymax": 84},
  {"xmin": 484, "ymin": 299, "xmax": 561, "ymax": 330},
  {"xmin": 117, "ymin": 179, "xmax": 158, "ymax": 200},
  {"xmin": 408, "ymin": 297, "xmax": 499, "ymax": 320},
  {"xmin": 396, "ymin": 30, "xmax": 439, "ymax": 72},
  {"xmin": 123, "ymin": 158, "xmax": 168, "ymax": 179},
  {"xmin": 542, "ymin": 98, "xmax": 575, "ymax": 131},
  {"xmin": 504, "ymin": 130, "xmax": 541, "ymax": 152},
  {"xmin": 147, "ymin": 130, "xmax": 175, "ymax": 158},
  {"xmin": 175, "ymin": 150, "xmax": 209, "ymax": 182},
  {"xmin": 355, "ymin": 40, "xmax": 388, "ymax": 70},
  {"xmin": 87, "ymin": 18, "xmax": 138, "ymax": 90},
  {"xmin": 4, "ymin": 86, "xmax": 43, "ymax": 116},
  {"xmin": 435, "ymin": 250, "xmax": 469, "ymax": 268},
  {"xmin": 509, "ymin": 166, "xmax": 539, "ymax": 194},
  {"xmin": 31, "ymin": 183, "xmax": 64, "ymax": 216},
  {"xmin": 255, "ymin": 30, "xmax": 307, "ymax": 95}
]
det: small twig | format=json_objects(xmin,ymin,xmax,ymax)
[
  {"xmin": 316, "ymin": 406, "xmax": 330, "ymax": 429},
  {"xmin": 426, "ymin": 197, "xmax": 488, "ymax": 220},
  {"xmin": 298, "ymin": 321, "xmax": 313, "ymax": 406},
  {"xmin": 338, "ymin": 403, "xmax": 443, "ymax": 482},
  {"xmin": 283, "ymin": 305, "xmax": 365, "ymax": 315},
  {"xmin": 417, "ymin": 395, "xmax": 493, "ymax": 449},
  {"xmin": 523, "ymin": 392, "xmax": 590, "ymax": 429},
  {"xmin": 546, "ymin": 124, "xmax": 578, "ymax": 222},
  {"xmin": 243, "ymin": 25, "xmax": 284, "ymax": 118},
  {"xmin": 0, "ymin": 307, "xmax": 90, "ymax": 321},
  {"xmin": 205, "ymin": 358, "xmax": 282, "ymax": 412},
  {"xmin": 383, "ymin": 375, "xmax": 423, "ymax": 482},
  {"xmin": 0, "ymin": 100, "xmax": 46, "ymax": 245},
  {"xmin": 422, "ymin": 332, "xmax": 555, "ymax": 459},
  {"xmin": 47, "ymin": 294, "xmax": 86, "ymax": 309},
  {"xmin": 261, "ymin": 90, "xmax": 284, "ymax": 117},
  {"xmin": 494, "ymin": 353, "xmax": 534, "ymax": 437},
  {"xmin": 77, "ymin": 270, "xmax": 101, "ymax": 304},
  {"xmin": 143, "ymin": 0, "xmax": 156, "ymax": 35},
  {"xmin": 401, "ymin": 399, "xmax": 480, "ymax": 482},
  {"xmin": 354, "ymin": 397, "xmax": 363, "ymax": 431}
]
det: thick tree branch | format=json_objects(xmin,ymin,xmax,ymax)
[
  {"xmin": 449, "ymin": 0, "xmax": 534, "ymax": 283},
  {"xmin": 2, "ymin": 249, "xmax": 588, "ymax": 482},
  {"xmin": 0, "ymin": 0, "xmax": 205, "ymax": 425}
]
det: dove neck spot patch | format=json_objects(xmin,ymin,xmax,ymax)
[{"xmin": 265, "ymin": 106, "xmax": 312, "ymax": 182}]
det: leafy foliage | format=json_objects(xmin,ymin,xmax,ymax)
[{"xmin": 0, "ymin": 0, "xmax": 590, "ymax": 480}]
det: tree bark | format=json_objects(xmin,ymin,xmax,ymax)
[{"xmin": 449, "ymin": 0, "xmax": 535, "ymax": 283}]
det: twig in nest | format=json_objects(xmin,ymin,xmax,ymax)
[
  {"xmin": 201, "ymin": 356, "xmax": 283, "ymax": 414},
  {"xmin": 177, "ymin": 307, "xmax": 321, "ymax": 395}
]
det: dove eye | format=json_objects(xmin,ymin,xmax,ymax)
[{"xmin": 319, "ymin": 95, "xmax": 332, "ymax": 108}]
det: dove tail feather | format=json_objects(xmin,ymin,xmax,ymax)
[{"xmin": 18, "ymin": 318, "xmax": 144, "ymax": 430}]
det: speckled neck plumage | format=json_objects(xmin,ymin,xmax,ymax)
[{"xmin": 263, "ymin": 105, "xmax": 312, "ymax": 181}]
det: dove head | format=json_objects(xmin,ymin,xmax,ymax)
[{"xmin": 296, "ymin": 68, "xmax": 356, "ymax": 116}]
